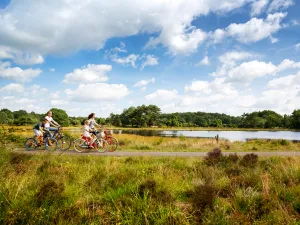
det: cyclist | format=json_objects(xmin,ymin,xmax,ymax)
[
  {"xmin": 83, "ymin": 120, "xmax": 94, "ymax": 148},
  {"xmin": 88, "ymin": 113, "xmax": 103, "ymax": 137},
  {"xmin": 33, "ymin": 118, "xmax": 51, "ymax": 146},
  {"xmin": 33, "ymin": 119, "xmax": 46, "ymax": 145},
  {"xmin": 45, "ymin": 110, "xmax": 60, "ymax": 138}
]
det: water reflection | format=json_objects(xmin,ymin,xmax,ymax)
[{"xmin": 67, "ymin": 128, "xmax": 300, "ymax": 142}]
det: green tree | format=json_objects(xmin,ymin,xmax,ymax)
[
  {"xmin": 13, "ymin": 110, "xmax": 28, "ymax": 120},
  {"xmin": 0, "ymin": 111, "xmax": 9, "ymax": 124},
  {"xmin": 291, "ymin": 110, "xmax": 300, "ymax": 129},
  {"xmin": 71, "ymin": 119, "xmax": 81, "ymax": 126},
  {"xmin": 14, "ymin": 116, "xmax": 37, "ymax": 125},
  {"xmin": 50, "ymin": 108, "xmax": 70, "ymax": 126},
  {"xmin": 0, "ymin": 108, "xmax": 13, "ymax": 120}
]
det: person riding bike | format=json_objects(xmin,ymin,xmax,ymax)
[
  {"xmin": 45, "ymin": 110, "xmax": 60, "ymax": 138},
  {"xmin": 88, "ymin": 113, "xmax": 104, "ymax": 137},
  {"xmin": 33, "ymin": 119, "xmax": 47, "ymax": 145},
  {"xmin": 83, "ymin": 120, "xmax": 94, "ymax": 148},
  {"xmin": 32, "ymin": 118, "xmax": 51, "ymax": 147}
]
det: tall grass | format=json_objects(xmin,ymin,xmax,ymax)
[{"xmin": 1, "ymin": 142, "xmax": 300, "ymax": 224}]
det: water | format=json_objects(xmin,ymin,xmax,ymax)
[
  {"xmin": 119, "ymin": 130, "xmax": 300, "ymax": 142},
  {"xmin": 66, "ymin": 128, "xmax": 300, "ymax": 142}
]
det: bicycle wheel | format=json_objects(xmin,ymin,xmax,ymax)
[
  {"xmin": 24, "ymin": 138, "xmax": 37, "ymax": 151},
  {"xmin": 45, "ymin": 138, "xmax": 58, "ymax": 152},
  {"xmin": 94, "ymin": 138, "xmax": 108, "ymax": 153},
  {"xmin": 106, "ymin": 136, "xmax": 119, "ymax": 152},
  {"xmin": 74, "ymin": 138, "xmax": 88, "ymax": 153},
  {"xmin": 57, "ymin": 135, "xmax": 72, "ymax": 151}
]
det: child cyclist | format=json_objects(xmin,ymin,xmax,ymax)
[
  {"xmin": 83, "ymin": 120, "xmax": 94, "ymax": 148},
  {"xmin": 33, "ymin": 118, "xmax": 49, "ymax": 146}
]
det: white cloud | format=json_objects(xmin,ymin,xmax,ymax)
[
  {"xmin": 212, "ymin": 13, "xmax": 286, "ymax": 44},
  {"xmin": 219, "ymin": 51, "xmax": 253, "ymax": 66},
  {"xmin": 50, "ymin": 68, "xmax": 55, "ymax": 72},
  {"xmin": 267, "ymin": 71, "xmax": 300, "ymax": 89},
  {"xmin": 0, "ymin": 46, "xmax": 44, "ymax": 65},
  {"xmin": 225, "ymin": 60, "xmax": 277, "ymax": 84},
  {"xmin": 269, "ymin": 35, "xmax": 279, "ymax": 43},
  {"xmin": 234, "ymin": 95, "xmax": 257, "ymax": 108},
  {"xmin": 0, "ymin": 83, "xmax": 24, "ymax": 93},
  {"xmin": 251, "ymin": 0, "xmax": 269, "ymax": 16},
  {"xmin": 267, "ymin": 0, "xmax": 294, "ymax": 13},
  {"xmin": 105, "ymin": 43, "xmax": 139, "ymax": 68},
  {"xmin": 145, "ymin": 89, "xmax": 179, "ymax": 101},
  {"xmin": 51, "ymin": 100, "xmax": 68, "ymax": 106},
  {"xmin": 212, "ymin": 56, "xmax": 300, "ymax": 85},
  {"xmin": 30, "ymin": 84, "xmax": 48, "ymax": 95},
  {"xmin": 134, "ymin": 78, "xmax": 155, "ymax": 87},
  {"xmin": 0, "ymin": 0, "xmax": 251, "ymax": 56},
  {"xmin": 227, "ymin": 13, "xmax": 286, "ymax": 43},
  {"xmin": 63, "ymin": 64, "xmax": 111, "ymax": 84},
  {"xmin": 50, "ymin": 91, "xmax": 60, "ymax": 99},
  {"xmin": 146, "ymin": 25, "xmax": 207, "ymax": 55},
  {"xmin": 111, "ymin": 54, "xmax": 139, "ymax": 68},
  {"xmin": 0, "ymin": 61, "xmax": 42, "ymax": 82},
  {"xmin": 295, "ymin": 43, "xmax": 300, "ymax": 51},
  {"xmin": 211, "ymin": 51, "xmax": 254, "ymax": 77},
  {"xmin": 277, "ymin": 59, "xmax": 300, "ymax": 71},
  {"xmin": 196, "ymin": 56, "xmax": 210, "ymax": 66},
  {"xmin": 185, "ymin": 78, "xmax": 238, "ymax": 96},
  {"xmin": 141, "ymin": 55, "xmax": 158, "ymax": 70},
  {"xmin": 65, "ymin": 83, "xmax": 129, "ymax": 102}
]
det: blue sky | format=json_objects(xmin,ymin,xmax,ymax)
[{"xmin": 0, "ymin": 0, "xmax": 299, "ymax": 117}]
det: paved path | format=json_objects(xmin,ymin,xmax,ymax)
[{"xmin": 14, "ymin": 149, "xmax": 300, "ymax": 157}]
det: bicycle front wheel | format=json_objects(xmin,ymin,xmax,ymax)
[
  {"xmin": 94, "ymin": 138, "xmax": 108, "ymax": 153},
  {"xmin": 74, "ymin": 138, "xmax": 88, "ymax": 153},
  {"xmin": 24, "ymin": 138, "xmax": 37, "ymax": 151},
  {"xmin": 57, "ymin": 135, "xmax": 72, "ymax": 151},
  {"xmin": 45, "ymin": 138, "xmax": 58, "ymax": 152},
  {"xmin": 106, "ymin": 136, "xmax": 119, "ymax": 152}
]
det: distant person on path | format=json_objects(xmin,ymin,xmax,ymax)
[{"xmin": 45, "ymin": 110, "xmax": 60, "ymax": 138}]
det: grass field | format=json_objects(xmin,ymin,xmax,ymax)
[
  {"xmin": 1, "ymin": 128, "xmax": 300, "ymax": 224},
  {"xmin": 1, "ymin": 144, "xmax": 300, "ymax": 224}
]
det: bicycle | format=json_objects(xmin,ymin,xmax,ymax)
[
  {"xmin": 52, "ymin": 126, "xmax": 72, "ymax": 151},
  {"xmin": 73, "ymin": 134, "xmax": 108, "ymax": 153},
  {"xmin": 91, "ymin": 126, "xmax": 119, "ymax": 152},
  {"xmin": 24, "ymin": 131, "xmax": 58, "ymax": 152},
  {"xmin": 101, "ymin": 127, "xmax": 119, "ymax": 152}
]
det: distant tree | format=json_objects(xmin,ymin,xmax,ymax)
[
  {"xmin": 282, "ymin": 114, "xmax": 291, "ymax": 128},
  {"xmin": 71, "ymin": 119, "xmax": 81, "ymax": 126},
  {"xmin": 13, "ymin": 110, "xmax": 28, "ymax": 120},
  {"xmin": 14, "ymin": 116, "xmax": 37, "ymax": 125},
  {"xmin": 291, "ymin": 110, "xmax": 300, "ymax": 129},
  {"xmin": 50, "ymin": 108, "xmax": 70, "ymax": 126},
  {"xmin": 0, "ymin": 108, "xmax": 13, "ymax": 120},
  {"xmin": 0, "ymin": 111, "xmax": 9, "ymax": 124}
]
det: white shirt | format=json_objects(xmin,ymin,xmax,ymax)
[
  {"xmin": 88, "ymin": 118, "xmax": 96, "ymax": 129},
  {"xmin": 45, "ymin": 116, "xmax": 53, "ymax": 128},
  {"xmin": 83, "ymin": 125, "xmax": 91, "ymax": 137}
]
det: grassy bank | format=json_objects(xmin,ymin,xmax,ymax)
[
  {"xmin": 6, "ymin": 127, "xmax": 300, "ymax": 152},
  {"xmin": 1, "ymin": 145, "xmax": 300, "ymax": 224}
]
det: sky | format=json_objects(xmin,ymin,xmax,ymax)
[{"xmin": 0, "ymin": 0, "xmax": 299, "ymax": 117}]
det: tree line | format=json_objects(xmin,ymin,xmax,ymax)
[{"xmin": 0, "ymin": 106, "xmax": 300, "ymax": 129}]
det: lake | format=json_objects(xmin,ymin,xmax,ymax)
[
  {"xmin": 66, "ymin": 129, "xmax": 300, "ymax": 142},
  {"xmin": 118, "ymin": 130, "xmax": 300, "ymax": 142}
]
